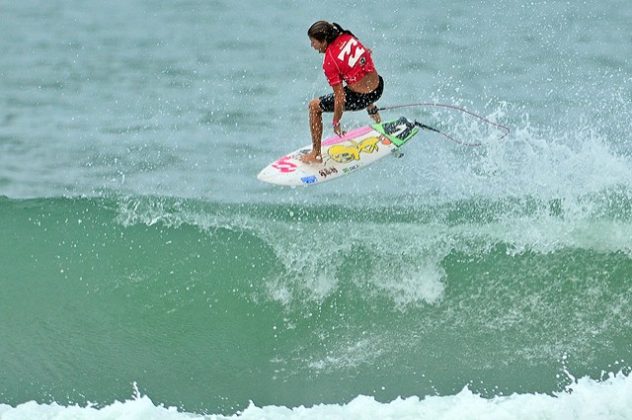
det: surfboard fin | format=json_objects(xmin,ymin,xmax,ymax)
[{"xmin": 391, "ymin": 149, "xmax": 405, "ymax": 159}]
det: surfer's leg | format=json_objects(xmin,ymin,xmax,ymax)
[
  {"xmin": 305, "ymin": 98, "xmax": 323, "ymax": 161},
  {"xmin": 303, "ymin": 93, "xmax": 333, "ymax": 163},
  {"xmin": 366, "ymin": 76, "xmax": 384, "ymax": 123}
]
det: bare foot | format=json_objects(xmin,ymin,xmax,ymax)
[{"xmin": 300, "ymin": 152, "xmax": 323, "ymax": 164}]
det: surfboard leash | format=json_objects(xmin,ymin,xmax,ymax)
[
  {"xmin": 413, "ymin": 120, "xmax": 480, "ymax": 147},
  {"xmin": 377, "ymin": 102, "xmax": 510, "ymax": 147}
]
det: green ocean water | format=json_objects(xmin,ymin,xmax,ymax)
[
  {"xmin": 2, "ymin": 0, "xmax": 632, "ymax": 418},
  {"xmin": 2, "ymin": 194, "xmax": 631, "ymax": 415}
]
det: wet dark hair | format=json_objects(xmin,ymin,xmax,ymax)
[{"xmin": 308, "ymin": 21, "xmax": 355, "ymax": 43}]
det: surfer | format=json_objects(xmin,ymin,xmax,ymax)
[{"xmin": 301, "ymin": 21, "xmax": 384, "ymax": 164}]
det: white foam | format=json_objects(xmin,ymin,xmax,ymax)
[
  {"xmin": 1, "ymin": 372, "xmax": 630, "ymax": 420},
  {"xmin": 257, "ymin": 219, "xmax": 449, "ymax": 309}
]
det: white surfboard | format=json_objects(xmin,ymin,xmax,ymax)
[{"xmin": 257, "ymin": 117, "xmax": 420, "ymax": 186}]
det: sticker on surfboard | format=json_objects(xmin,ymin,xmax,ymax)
[{"xmin": 257, "ymin": 117, "xmax": 420, "ymax": 186}]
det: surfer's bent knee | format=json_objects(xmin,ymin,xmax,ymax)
[{"xmin": 309, "ymin": 99, "xmax": 322, "ymax": 114}]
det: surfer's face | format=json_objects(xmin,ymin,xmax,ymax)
[{"xmin": 310, "ymin": 37, "xmax": 327, "ymax": 53}]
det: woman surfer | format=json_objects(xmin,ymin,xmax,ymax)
[{"xmin": 302, "ymin": 21, "xmax": 384, "ymax": 164}]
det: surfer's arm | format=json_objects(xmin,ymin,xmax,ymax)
[{"xmin": 332, "ymin": 83, "xmax": 345, "ymax": 135}]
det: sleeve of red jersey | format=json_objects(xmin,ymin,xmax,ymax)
[{"xmin": 322, "ymin": 53, "xmax": 342, "ymax": 87}]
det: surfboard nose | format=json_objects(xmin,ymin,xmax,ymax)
[
  {"xmin": 257, "ymin": 166, "xmax": 276, "ymax": 183},
  {"xmin": 257, "ymin": 164, "xmax": 303, "ymax": 186}
]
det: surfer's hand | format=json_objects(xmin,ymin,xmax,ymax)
[{"xmin": 333, "ymin": 122, "xmax": 344, "ymax": 136}]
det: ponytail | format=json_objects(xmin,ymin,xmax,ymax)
[
  {"xmin": 332, "ymin": 22, "xmax": 355, "ymax": 38},
  {"xmin": 308, "ymin": 21, "xmax": 355, "ymax": 43}
]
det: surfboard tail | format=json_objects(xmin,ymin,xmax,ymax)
[{"xmin": 373, "ymin": 117, "xmax": 419, "ymax": 147}]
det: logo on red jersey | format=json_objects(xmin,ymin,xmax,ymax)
[{"xmin": 337, "ymin": 38, "xmax": 366, "ymax": 67}]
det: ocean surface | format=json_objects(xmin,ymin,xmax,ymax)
[{"xmin": 1, "ymin": 0, "xmax": 632, "ymax": 418}]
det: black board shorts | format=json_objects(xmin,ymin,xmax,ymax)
[{"xmin": 319, "ymin": 76, "xmax": 384, "ymax": 112}]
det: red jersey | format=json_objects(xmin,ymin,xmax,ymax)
[{"xmin": 322, "ymin": 33, "xmax": 376, "ymax": 87}]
